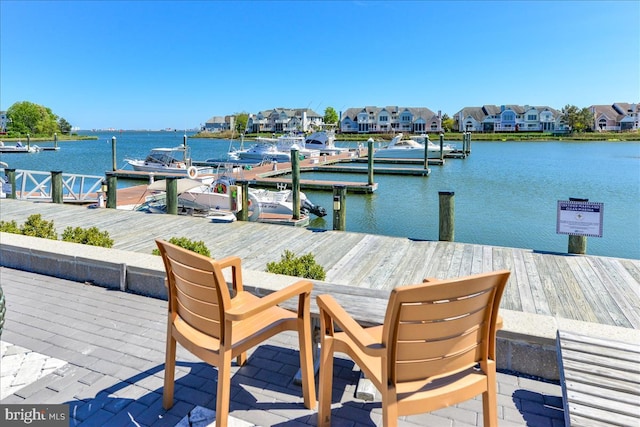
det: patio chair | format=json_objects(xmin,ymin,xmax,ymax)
[
  {"xmin": 317, "ymin": 270, "xmax": 510, "ymax": 427},
  {"xmin": 155, "ymin": 239, "xmax": 316, "ymax": 427}
]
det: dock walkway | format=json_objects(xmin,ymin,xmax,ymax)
[{"xmin": 1, "ymin": 198, "xmax": 638, "ymax": 330}]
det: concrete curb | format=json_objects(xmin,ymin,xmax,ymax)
[{"xmin": 2, "ymin": 232, "xmax": 638, "ymax": 381}]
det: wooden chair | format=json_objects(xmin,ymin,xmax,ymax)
[
  {"xmin": 155, "ymin": 239, "xmax": 316, "ymax": 427},
  {"xmin": 317, "ymin": 270, "xmax": 510, "ymax": 427}
]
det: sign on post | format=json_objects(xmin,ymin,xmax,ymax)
[{"xmin": 556, "ymin": 200, "xmax": 604, "ymax": 237}]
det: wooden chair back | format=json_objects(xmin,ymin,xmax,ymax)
[
  {"xmin": 382, "ymin": 271, "xmax": 509, "ymax": 386},
  {"xmin": 156, "ymin": 241, "xmax": 231, "ymax": 343}
]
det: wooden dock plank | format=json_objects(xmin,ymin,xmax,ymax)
[
  {"xmin": 557, "ymin": 330, "xmax": 640, "ymax": 427},
  {"xmin": 1, "ymin": 198, "xmax": 639, "ymax": 328}
]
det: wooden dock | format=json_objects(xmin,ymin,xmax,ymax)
[
  {"xmin": 557, "ymin": 330, "xmax": 640, "ymax": 426},
  {"xmin": 0, "ymin": 197, "xmax": 638, "ymax": 330}
]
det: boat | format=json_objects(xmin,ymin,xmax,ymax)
[
  {"xmin": 373, "ymin": 133, "xmax": 454, "ymax": 159},
  {"xmin": 304, "ymin": 129, "xmax": 350, "ymax": 155},
  {"xmin": 0, "ymin": 141, "xmax": 41, "ymax": 153},
  {"xmin": 125, "ymin": 146, "xmax": 200, "ymax": 178},
  {"xmin": 183, "ymin": 176, "xmax": 327, "ymax": 221},
  {"xmin": 133, "ymin": 178, "xmax": 238, "ymax": 222},
  {"xmin": 228, "ymin": 139, "xmax": 291, "ymax": 163},
  {"xmin": 275, "ymin": 133, "xmax": 320, "ymax": 159}
]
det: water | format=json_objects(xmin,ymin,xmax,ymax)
[{"xmin": 2, "ymin": 131, "xmax": 639, "ymax": 260}]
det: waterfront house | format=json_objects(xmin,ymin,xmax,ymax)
[
  {"xmin": 246, "ymin": 108, "xmax": 323, "ymax": 133},
  {"xmin": 590, "ymin": 102, "xmax": 639, "ymax": 132},
  {"xmin": 203, "ymin": 115, "xmax": 235, "ymax": 133},
  {"xmin": 455, "ymin": 105, "xmax": 564, "ymax": 133},
  {"xmin": 339, "ymin": 106, "xmax": 442, "ymax": 134}
]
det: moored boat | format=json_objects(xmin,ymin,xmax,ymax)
[
  {"xmin": 373, "ymin": 133, "xmax": 454, "ymax": 159},
  {"xmin": 304, "ymin": 129, "xmax": 349, "ymax": 155},
  {"xmin": 125, "ymin": 146, "xmax": 200, "ymax": 178}
]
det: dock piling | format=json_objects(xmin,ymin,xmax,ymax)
[
  {"xmin": 568, "ymin": 197, "xmax": 588, "ymax": 255},
  {"xmin": 292, "ymin": 149, "xmax": 300, "ymax": 220},
  {"xmin": 165, "ymin": 177, "xmax": 178, "ymax": 215},
  {"xmin": 237, "ymin": 180, "xmax": 250, "ymax": 221},
  {"xmin": 51, "ymin": 171, "xmax": 63, "ymax": 204},
  {"xmin": 367, "ymin": 138, "xmax": 374, "ymax": 186},
  {"xmin": 439, "ymin": 191, "xmax": 455, "ymax": 241},
  {"xmin": 106, "ymin": 172, "xmax": 117, "ymax": 209},
  {"xmin": 439, "ymin": 133, "xmax": 445, "ymax": 161},
  {"xmin": 5, "ymin": 168, "xmax": 16, "ymax": 199},
  {"xmin": 111, "ymin": 137, "xmax": 117, "ymax": 171},
  {"xmin": 27, "ymin": 134, "xmax": 31, "ymax": 151},
  {"xmin": 332, "ymin": 185, "xmax": 347, "ymax": 231}
]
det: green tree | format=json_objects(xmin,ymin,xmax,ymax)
[
  {"xmin": 58, "ymin": 117, "xmax": 72, "ymax": 134},
  {"xmin": 441, "ymin": 113, "xmax": 454, "ymax": 132},
  {"xmin": 323, "ymin": 107, "xmax": 338, "ymax": 125},
  {"xmin": 234, "ymin": 112, "xmax": 249, "ymax": 134},
  {"xmin": 7, "ymin": 101, "xmax": 60, "ymax": 136},
  {"xmin": 561, "ymin": 105, "xmax": 594, "ymax": 133}
]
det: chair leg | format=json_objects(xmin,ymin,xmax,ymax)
[
  {"xmin": 298, "ymin": 316, "xmax": 317, "ymax": 409},
  {"xmin": 382, "ymin": 386, "xmax": 398, "ymax": 427},
  {"xmin": 163, "ymin": 335, "xmax": 177, "ymax": 410},
  {"xmin": 318, "ymin": 337, "xmax": 334, "ymax": 427},
  {"xmin": 215, "ymin": 349, "xmax": 233, "ymax": 427},
  {"xmin": 236, "ymin": 352, "xmax": 247, "ymax": 366},
  {"xmin": 482, "ymin": 362, "xmax": 498, "ymax": 427}
]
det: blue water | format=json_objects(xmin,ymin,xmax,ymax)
[{"xmin": 2, "ymin": 131, "xmax": 639, "ymax": 260}]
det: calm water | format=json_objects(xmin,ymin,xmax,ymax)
[{"xmin": 2, "ymin": 131, "xmax": 639, "ymax": 260}]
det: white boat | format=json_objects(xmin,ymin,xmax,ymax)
[
  {"xmin": 373, "ymin": 133, "xmax": 454, "ymax": 159},
  {"xmin": 184, "ymin": 176, "xmax": 327, "ymax": 221},
  {"xmin": 229, "ymin": 140, "xmax": 291, "ymax": 163},
  {"xmin": 125, "ymin": 146, "xmax": 200, "ymax": 178},
  {"xmin": 0, "ymin": 141, "xmax": 40, "ymax": 153},
  {"xmin": 275, "ymin": 133, "xmax": 320, "ymax": 158},
  {"xmin": 304, "ymin": 130, "xmax": 349, "ymax": 155}
]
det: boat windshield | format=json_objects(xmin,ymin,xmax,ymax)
[{"xmin": 145, "ymin": 149, "xmax": 184, "ymax": 165}]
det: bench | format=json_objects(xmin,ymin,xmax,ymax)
[{"xmin": 556, "ymin": 330, "xmax": 640, "ymax": 426}]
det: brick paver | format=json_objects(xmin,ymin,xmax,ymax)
[{"xmin": 0, "ymin": 267, "xmax": 565, "ymax": 426}]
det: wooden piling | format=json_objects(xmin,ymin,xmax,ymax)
[
  {"xmin": 165, "ymin": 177, "xmax": 178, "ymax": 215},
  {"xmin": 292, "ymin": 149, "xmax": 301, "ymax": 219},
  {"xmin": 568, "ymin": 197, "xmax": 588, "ymax": 255},
  {"xmin": 5, "ymin": 168, "xmax": 16, "ymax": 199},
  {"xmin": 332, "ymin": 185, "xmax": 347, "ymax": 231},
  {"xmin": 439, "ymin": 133, "xmax": 445, "ymax": 161},
  {"xmin": 367, "ymin": 138, "xmax": 374, "ymax": 186},
  {"xmin": 236, "ymin": 181, "xmax": 247, "ymax": 221},
  {"xmin": 106, "ymin": 172, "xmax": 117, "ymax": 208},
  {"xmin": 27, "ymin": 134, "xmax": 31, "ymax": 151},
  {"xmin": 51, "ymin": 171, "xmax": 63, "ymax": 204},
  {"xmin": 111, "ymin": 136, "xmax": 117, "ymax": 171},
  {"xmin": 439, "ymin": 191, "xmax": 455, "ymax": 241}
]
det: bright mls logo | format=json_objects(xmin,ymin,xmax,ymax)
[{"xmin": 1, "ymin": 405, "xmax": 68, "ymax": 426}]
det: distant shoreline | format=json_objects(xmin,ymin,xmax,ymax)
[
  {"xmin": 193, "ymin": 130, "xmax": 640, "ymax": 142},
  {"xmin": 1, "ymin": 131, "xmax": 638, "ymax": 143}
]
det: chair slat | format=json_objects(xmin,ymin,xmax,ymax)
[
  {"xmin": 177, "ymin": 300, "xmax": 222, "ymax": 337},
  {"xmin": 395, "ymin": 346, "xmax": 481, "ymax": 382},
  {"xmin": 396, "ymin": 327, "xmax": 482, "ymax": 362},
  {"xmin": 399, "ymin": 290, "xmax": 492, "ymax": 321},
  {"xmin": 397, "ymin": 310, "xmax": 486, "ymax": 341}
]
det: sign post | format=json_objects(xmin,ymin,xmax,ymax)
[{"xmin": 557, "ymin": 198, "xmax": 604, "ymax": 255}]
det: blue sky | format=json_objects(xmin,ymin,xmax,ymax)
[{"xmin": 1, "ymin": 1, "xmax": 638, "ymax": 130}]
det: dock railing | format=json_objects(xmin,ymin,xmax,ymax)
[{"xmin": 3, "ymin": 169, "xmax": 104, "ymax": 203}]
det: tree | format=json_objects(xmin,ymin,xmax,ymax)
[
  {"xmin": 561, "ymin": 105, "xmax": 594, "ymax": 133},
  {"xmin": 7, "ymin": 101, "xmax": 60, "ymax": 136},
  {"xmin": 323, "ymin": 107, "xmax": 338, "ymax": 125},
  {"xmin": 58, "ymin": 117, "xmax": 72, "ymax": 135},
  {"xmin": 441, "ymin": 113, "xmax": 454, "ymax": 132},
  {"xmin": 234, "ymin": 112, "xmax": 249, "ymax": 134}
]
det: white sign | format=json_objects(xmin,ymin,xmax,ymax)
[{"xmin": 556, "ymin": 200, "xmax": 604, "ymax": 237}]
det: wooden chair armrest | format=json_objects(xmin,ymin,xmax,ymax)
[
  {"xmin": 226, "ymin": 280, "xmax": 313, "ymax": 321},
  {"xmin": 317, "ymin": 294, "xmax": 384, "ymax": 355},
  {"xmin": 217, "ymin": 256, "xmax": 244, "ymax": 292}
]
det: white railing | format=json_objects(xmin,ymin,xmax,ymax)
[{"xmin": 8, "ymin": 169, "xmax": 104, "ymax": 202}]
